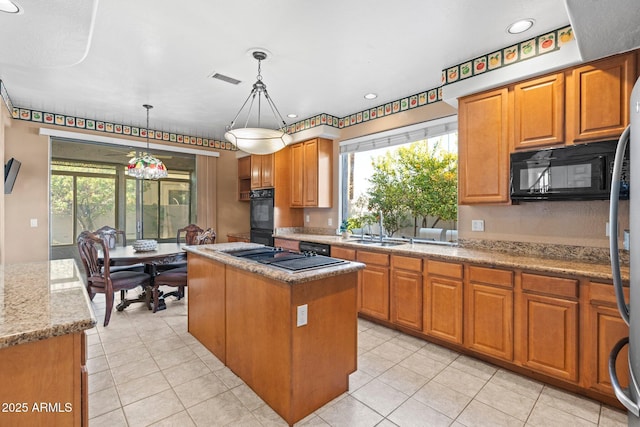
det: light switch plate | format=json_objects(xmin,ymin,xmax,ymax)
[
  {"xmin": 471, "ymin": 219, "xmax": 484, "ymax": 232},
  {"xmin": 297, "ymin": 304, "xmax": 308, "ymax": 327},
  {"xmin": 30, "ymin": 218, "xmax": 38, "ymax": 228}
]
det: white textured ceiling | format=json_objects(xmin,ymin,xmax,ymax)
[{"xmin": 0, "ymin": 0, "xmax": 637, "ymax": 139}]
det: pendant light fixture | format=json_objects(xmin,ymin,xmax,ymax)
[
  {"xmin": 224, "ymin": 50, "xmax": 293, "ymax": 155},
  {"xmin": 127, "ymin": 104, "xmax": 168, "ymax": 179}
]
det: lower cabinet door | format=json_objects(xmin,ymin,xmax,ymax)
[
  {"xmin": 520, "ymin": 292, "xmax": 579, "ymax": 382},
  {"xmin": 360, "ymin": 265, "xmax": 390, "ymax": 320},
  {"xmin": 391, "ymin": 269, "xmax": 423, "ymax": 330},
  {"xmin": 424, "ymin": 276, "xmax": 463, "ymax": 345},
  {"xmin": 466, "ymin": 283, "xmax": 513, "ymax": 361},
  {"xmin": 590, "ymin": 303, "xmax": 629, "ymax": 393}
]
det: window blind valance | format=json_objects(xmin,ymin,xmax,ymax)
[{"xmin": 339, "ymin": 115, "xmax": 457, "ymax": 154}]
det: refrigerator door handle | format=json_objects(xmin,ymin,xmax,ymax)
[
  {"xmin": 609, "ymin": 125, "xmax": 631, "ymax": 325},
  {"xmin": 609, "ymin": 336, "xmax": 640, "ymax": 416}
]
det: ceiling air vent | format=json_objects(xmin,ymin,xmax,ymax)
[{"xmin": 210, "ymin": 72, "xmax": 241, "ymax": 85}]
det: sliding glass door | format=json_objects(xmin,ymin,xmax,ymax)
[{"xmin": 51, "ymin": 139, "xmax": 196, "ymax": 255}]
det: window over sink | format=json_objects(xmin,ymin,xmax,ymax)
[{"xmin": 339, "ymin": 116, "xmax": 458, "ymax": 242}]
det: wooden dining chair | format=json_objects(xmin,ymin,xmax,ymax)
[
  {"xmin": 177, "ymin": 224, "xmax": 205, "ymax": 245},
  {"xmin": 95, "ymin": 225, "xmax": 127, "ymax": 248},
  {"xmin": 77, "ymin": 230, "xmax": 153, "ymax": 326},
  {"xmin": 150, "ymin": 227, "xmax": 216, "ymax": 312},
  {"xmin": 94, "ymin": 225, "xmax": 144, "ymax": 273}
]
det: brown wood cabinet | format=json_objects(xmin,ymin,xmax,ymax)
[
  {"xmin": 458, "ymin": 50, "xmax": 637, "ymax": 205},
  {"xmin": 424, "ymin": 260, "xmax": 464, "ymax": 345},
  {"xmin": 390, "ymin": 255, "xmax": 423, "ymax": 331},
  {"xmin": 465, "ymin": 266, "xmax": 514, "ymax": 361},
  {"xmin": 566, "ymin": 52, "xmax": 636, "ymax": 143},
  {"xmin": 0, "ymin": 332, "xmax": 87, "ymax": 426},
  {"xmin": 357, "ymin": 250, "xmax": 390, "ymax": 321},
  {"xmin": 188, "ymin": 255, "xmax": 226, "ymax": 362},
  {"xmin": 251, "ymin": 153, "xmax": 274, "ymax": 189},
  {"xmin": 290, "ymin": 138, "xmax": 332, "ymax": 208},
  {"xmin": 518, "ymin": 273, "xmax": 579, "ymax": 382},
  {"xmin": 237, "ymin": 156, "xmax": 251, "ymax": 201},
  {"xmin": 513, "ymin": 73, "xmax": 565, "ymax": 150},
  {"xmin": 587, "ymin": 282, "xmax": 629, "ymax": 394},
  {"xmin": 458, "ymin": 87, "xmax": 510, "ymax": 204}
]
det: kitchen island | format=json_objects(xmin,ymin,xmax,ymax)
[
  {"xmin": 184, "ymin": 243, "xmax": 365, "ymax": 426},
  {"xmin": 0, "ymin": 259, "xmax": 96, "ymax": 426}
]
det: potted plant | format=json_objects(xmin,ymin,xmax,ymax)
[{"xmin": 339, "ymin": 219, "xmax": 351, "ymax": 239}]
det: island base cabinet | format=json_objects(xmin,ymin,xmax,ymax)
[
  {"xmin": 188, "ymin": 255, "xmax": 226, "ymax": 362},
  {"xmin": 0, "ymin": 332, "xmax": 86, "ymax": 426},
  {"xmin": 225, "ymin": 267, "xmax": 357, "ymax": 425}
]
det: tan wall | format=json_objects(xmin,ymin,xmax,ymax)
[
  {"xmin": 4, "ymin": 120, "xmax": 50, "ymax": 263},
  {"xmin": 196, "ymin": 150, "xmax": 250, "ymax": 242}
]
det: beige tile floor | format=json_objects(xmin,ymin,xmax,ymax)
[{"xmin": 87, "ymin": 287, "xmax": 629, "ymax": 427}]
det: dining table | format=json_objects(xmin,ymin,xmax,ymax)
[{"xmin": 98, "ymin": 242, "xmax": 188, "ymax": 311}]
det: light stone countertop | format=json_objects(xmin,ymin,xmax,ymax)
[
  {"xmin": 184, "ymin": 242, "xmax": 365, "ymax": 285},
  {"xmin": 0, "ymin": 259, "xmax": 96, "ymax": 349},
  {"xmin": 274, "ymin": 233, "xmax": 628, "ymax": 283}
]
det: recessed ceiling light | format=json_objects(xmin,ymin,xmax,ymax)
[
  {"xmin": 0, "ymin": 0, "xmax": 20, "ymax": 13},
  {"xmin": 287, "ymin": 113, "xmax": 298, "ymax": 119},
  {"xmin": 364, "ymin": 93, "xmax": 378, "ymax": 100},
  {"xmin": 507, "ymin": 19, "xmax": 535, "ymax": 34}
]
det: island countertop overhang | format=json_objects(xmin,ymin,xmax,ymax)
[{"xmin": 184, "ymin": 242, "xmax": 365, "ymax": 285}]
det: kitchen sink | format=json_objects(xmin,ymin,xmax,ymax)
[{"xmin": 349, "ymin": 239, "xmax": 405, "ymax": 247}]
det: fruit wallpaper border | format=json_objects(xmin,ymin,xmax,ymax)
[{"xmin": 0, "ymin": 25, "xmax": 573, "ymax": 150}]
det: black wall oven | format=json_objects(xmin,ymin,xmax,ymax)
[
  {"xmin": 250, "ymin": 188, "xmax": 274, "ymax": 246},
  {"xmin": 510, "ymin": 140, "xmax": 629, "ymax": 201}
]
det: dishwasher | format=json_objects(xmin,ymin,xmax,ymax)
[{"xmin": 298, "ymin": 241, "xmax": 331, "ymax": 256}]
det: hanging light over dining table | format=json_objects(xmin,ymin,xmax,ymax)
[
  {"xmin": 127, "ymin": 104, "xmax": 168, "ymax": 179},
  {"xmin": 224, "ymin": 50, "xmax": 293, "ymax": 155}
]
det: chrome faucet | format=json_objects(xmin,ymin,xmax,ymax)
[{"xmin": 378, "ymin": 211, "xmax": 384, "ymax": 242}]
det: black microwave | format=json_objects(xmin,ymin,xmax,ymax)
[{"xmin": 510, "ymin": 140, "xmax": 629, "ymax": 201}]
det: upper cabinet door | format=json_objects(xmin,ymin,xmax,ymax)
[
  {"xmin": 458, "ymin": 87, "xmax": 510, "ymax": 205},
  {"xmin": 566, "ymin": 52, "xmax": 636, "ymax": 143},
  {"xmin": 290, "ymin": 144, "xmax": 304, "ymax": 207},
  {"xmin": 250, "ymin": 154, "xmax": 275, "ymax": 189},
  {"xmin": 513, "ymin": 73, "xmax": 565, "ymax": 150}
]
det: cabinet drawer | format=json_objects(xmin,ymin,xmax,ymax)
[
  {"xmin": 522, "ymin": 273, "xmax": 578, "ymax": 299},
  {"xmin": 331, "ymin": 246, "xmax": 356, "ymax": 261},
  {"xmin": 469, "ymin": 265, "xmax": 514, "ymax": 288},
  {"xmin": 425, "ymin": 260, "xmax": 463, "ymax": 279},
  {"xmin": 590, "ymin": 281, "xmax": 629, "ymax": 305},
  {"xmin": 391, "ymin": 255, "xmax": 422, "ymax": 272},
  {"xmin": 357, "ymin": 251, "xmax": 389, "ymax": 266}
]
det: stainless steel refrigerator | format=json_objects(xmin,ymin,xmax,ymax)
[{"xmin": 610, "ymin": 76, "xmax": 640, "ymax": 426}]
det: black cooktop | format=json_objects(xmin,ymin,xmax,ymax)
[{"xmin": 228, "ymin": 247, "xmax": 347, "ymax": 272}]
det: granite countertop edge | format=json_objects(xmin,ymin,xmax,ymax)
[
  {"xmin": 184, "ymin": 242, "xmax": 365, "ymax": 284},
  {"xmin": 274, "ymin": 234, "xmax": 626, "ymax": 283},
  {"xmin": 0, "ymin": 260, "xmax": 97, "ymax": 349}
]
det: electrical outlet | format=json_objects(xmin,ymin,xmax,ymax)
[
  {"xmin": 30, "ymin": 218, "xmax": 38, "ymax": 228},
  {"xmin": 297, "ymin": 304, "xmax": 308, "ymax": 327},
  {"xmin": 328, "ymin": 218, "xmax": 333, "ymax": 226},
  {"xmin": 305, "ymin": 215, "xmax": 310, "ymax": 223},
  {"xmin": 606, "ymin": 222, "xmax": 610, "ymax": 237},
  {"xmin": 471, "ymin": 219, "xmax": 484, "ymax": 232}
]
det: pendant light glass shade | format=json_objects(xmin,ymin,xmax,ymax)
[
  {"xmin": 127, "ymin": 104, "xmax": 168, "ymax": 179},
  {"xmin": 224, "ymin": 127, "xmax": 292, "ymax": 155},
  {"xmin": 224, "ymin": 51, "xmax": 292, "ymax": 155}
]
